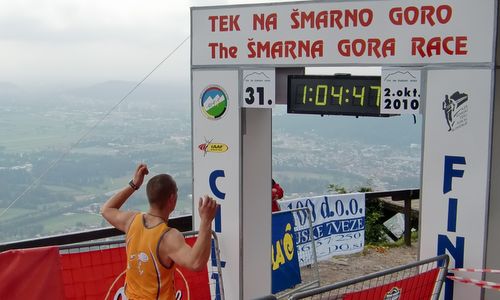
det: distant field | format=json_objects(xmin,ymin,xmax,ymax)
[
  {"xmin": 274, "ymin": 170, "xmax": 367, "ymax": 193},
  {"xmin": 0, "ymin": 208, "xmax": 37, "ymax": 221},
  {"xmin": 43, "ymin": 213, "xmax": 103, "ymax": 232},
  {"xmin": 1, "ymin": 94, "xmax": 420, "ymax": 242},
  {"xmin": 0, "ymin": 112, "xmax": 83, "ymax": 152},
  {"xmin": 0, "ymin": 135, "xmax": 71, "ymax": 151},
  {"xmin": 44, "ymin": 184, "xmax": 85, "ymax": 194},
  {"xmin": 275, "ymin": 171, "xmax": 335, "ymax": 179}
]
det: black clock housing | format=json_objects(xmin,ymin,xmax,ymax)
[{"xmin": 287, "ymin": 75, "xmax": 384, "ymax": 116}]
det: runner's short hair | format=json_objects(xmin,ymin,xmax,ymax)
[{"xmin": 146, "ymin": 174, "xmax": 177, "ymax": 209}]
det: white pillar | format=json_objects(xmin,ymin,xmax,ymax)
[
  {"xmin": 242, "ymin": 107, "xmax": 272, "ymax": 298},
  {"xmin": 192, "ymin": 69, "xmax": 272, "ymax": 299}
]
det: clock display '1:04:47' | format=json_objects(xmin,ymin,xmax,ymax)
[
  {"xmin": 302, "ymin": 85, "xmax": 380, "ymax": 106},
  {"xmin": 288, "ymin": 75, "xmax": 383, "ymax": 116}
]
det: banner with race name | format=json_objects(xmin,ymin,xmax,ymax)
[{"xmin": 279, "ymin": 193, "xmax": 365, "ymax": 266}]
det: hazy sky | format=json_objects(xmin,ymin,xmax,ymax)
[{"xmin": 0, "ymin": 0, "xmax": 308, "ymax": 88}]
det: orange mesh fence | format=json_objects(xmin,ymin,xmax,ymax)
[
  {"xmin": 289, "ymin": 254, "xmax": 449, "ymax": 300},
  {"xmin": 59, "ymin": 232, "xmax": 223, "ymax": 300},
  {"xmin": 60, "ymin": 243, "xmax": 126, "ymax": 300},
  {"xmin": 341, "ymin": 268, "xmax": 440, "ymax": 300}
]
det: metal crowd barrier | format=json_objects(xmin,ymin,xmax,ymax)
[
  {"xmin": 253, "ymin": 296, "xmax": 278, "ymax": 300},
  {"xmin": 185, "ymin": 230, "xmax": 226, "ymax": 300},
  {"xmin": 288, "ymin": 254, "xmax": 449, "ymax": 300}
]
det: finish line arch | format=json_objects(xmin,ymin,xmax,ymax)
[{"xmin": 190, "ymin": 1, "xmax": 498, "ymax": 299}]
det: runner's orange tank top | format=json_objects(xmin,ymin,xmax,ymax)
[{"xmin": 125, "ymin": 213, "xmax": 175, "ymax": 300}]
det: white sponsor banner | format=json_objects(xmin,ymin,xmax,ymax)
[
  {"xmin": 420, "ymin": 69, "xmax": 493, "ymax": 300},
  {"xmin": 192, "ymin": 0, "xmax": 495, "ymax": 66},
  {"xmin": 242, "ymin": 69, "xmax": 276, "ymax": 108},
  {"xmin": 192, "ymin": 69, "xmax": 240, "ymax": 300},
  {"xmin": 280, "ymin": 193, "xmax": 365, "ymax": 266},
  {"xmin": 381, "ymin": 68, "xmax": 421, "ymax": 114}
]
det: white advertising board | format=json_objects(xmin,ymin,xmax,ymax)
[
  {"xmin": 242, "ymin": 69, "xmax": 276, "ymax": 108},
  {"xmin": 192, "ymin": 0, "xmax": 495, "ymax": 66},
  {"xmin": 381, "ymin": 68, "xmax": 421, "ymax": 114},
  {"xmin": 280, "ymin": 193, "xmax": 365, "ymax": 266},
  {"xmin": 420, "ymin": 68, "xmax": 493, "ymax": 300},
  {"xmin": 192, "ymin": 69, "xmax": 241, "ymax": 300}
]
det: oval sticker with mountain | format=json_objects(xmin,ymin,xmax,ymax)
[{"xmin": 200, "ymin": 85, "xmax": 228, "ymax": 120}]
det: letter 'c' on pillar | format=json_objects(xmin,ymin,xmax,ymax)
[{"xmin": 209, "ymin": 170, "xmax": 226, "ymax": 200}]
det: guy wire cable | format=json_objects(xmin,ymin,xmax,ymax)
[{"xmin": 0, "ymin": 35, "xmax": 191, "ymax": 219}]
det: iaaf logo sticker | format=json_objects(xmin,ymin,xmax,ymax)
[
  {"xmin": 384, "ymin": 287, "xmax": 401, "ymax": 300},
  {"xmin": 442, "ymin": 91, "xmax": 469, "ymax": 132},
  {"xmin": 200, "ymin": 85, "xmax": 228, "ymax": 120},
  {"xmin": 198, "ymin": 138, "xmax": 228, "ymax": 156}
]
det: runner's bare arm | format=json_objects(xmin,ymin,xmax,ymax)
[
  {"xmin": 101, "ymin": 164, "xmax": 149, "ymax": 232},
  {"xmin": 160, "ymin": 196, "xmax": 217, "ymax": 271}
]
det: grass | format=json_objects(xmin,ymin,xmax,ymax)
[{"xmin": 366, "ymin": 231, "xmax": 419, "ymax": 249}]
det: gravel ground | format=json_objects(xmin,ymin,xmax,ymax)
[{"xmin": 302, "ymin": 244, "xmax": 419, "ymax": 287}]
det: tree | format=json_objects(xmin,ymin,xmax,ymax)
[
  {"xmin": 327, "ymin": 183, "xmax": 386, "ymax": 244},
  {"xmin": 327, "ymin": 184, "xmax": 347, "ymax": 194}
]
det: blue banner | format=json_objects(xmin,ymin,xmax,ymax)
[{"xmin": 271, "ymin": 211, "xmax": 302, "ymax": 294}]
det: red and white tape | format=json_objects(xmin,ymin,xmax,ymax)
[
  {"xmin": 451, "ymin": 268, "xmax": 500, "ymax": 274},
  {"xmin": 447, "ymin": 276, "xmax": 500, "ymax": 291}
]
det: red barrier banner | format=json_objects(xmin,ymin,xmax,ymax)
[
  {"xmin": 0, "ymin": 246, "xmax": 64, "ymax": 300},
  {"xmin": 60, "ymin": 237, "xmax": 211, "ymax": 300},
  {"xmin": 343, "ymin": 268, "xmax": 440, "ymax": 300},
  {"xmin": 0, "ymin": 237, "xmax": 211, "ymax": 299}
]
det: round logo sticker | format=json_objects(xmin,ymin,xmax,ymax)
[{"xmin": 200, "ymin": 85, "xmax": 228, "ymax": 120}]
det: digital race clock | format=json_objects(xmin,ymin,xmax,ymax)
[{"xmin": 287, "ymin": 75, "xmax": 384, "ymax": 116}]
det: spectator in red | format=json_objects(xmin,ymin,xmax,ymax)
[{"xmin": 272, "ymin": 179, "xmax": 284, "ymax": 212}]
